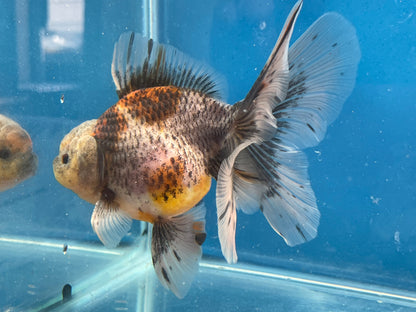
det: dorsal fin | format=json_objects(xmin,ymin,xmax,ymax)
[{"xmin": 111, "ymin": 32, "xmax": 225, "ymax": 99}]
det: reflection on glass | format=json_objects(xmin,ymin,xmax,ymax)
[{"xmin": 41, "ymin": 0, "xmax": 85, "ymax": 55}]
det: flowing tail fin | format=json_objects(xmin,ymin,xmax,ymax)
[
  {"xmin": 228, "ymin": 0, "xmax": 303, "ymax": 150},
  {"xmin": 216, "ymin": 0, "xmax": 360, "ymax": 264}
]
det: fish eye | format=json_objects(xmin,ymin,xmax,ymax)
[
  {"xmin": 62, "ymin": 153, "xmax": 69, "ymax": 164},
  {"xmin": 0, "ymin": 148, "xmax": 11, "ymax": 160}
]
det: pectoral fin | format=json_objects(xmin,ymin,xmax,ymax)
[{"xmin": 90, "ymin": 189, "xmax": 132, "ymax": 248}]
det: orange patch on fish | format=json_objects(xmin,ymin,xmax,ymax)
[
  {"xmin": 93, "ymin": 86, "xmax": 182, "ymax": 143},
  {"xmin": 148, "ymin": 156, "xmax": 211, "ymax": 217},
  {"xmin": 119, "ymin": 86, "xmax": 182, "ymax": 125},
  {"xmin": 93, "ymin": 105, "xmax": 128, "ymax": 143}
]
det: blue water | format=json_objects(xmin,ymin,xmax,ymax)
[{"xmin": 1, "ymin": 0, "xmax": 416, "ymax": 311}]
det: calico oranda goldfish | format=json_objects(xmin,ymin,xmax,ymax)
[
  {"xmin": 53, "ymin": 0, "xmax": 360, "ymax": 298},
  {"xmin": 0, "ymin": 114, "xmax": 37, "ymax": 191}
]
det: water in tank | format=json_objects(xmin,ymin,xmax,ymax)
[{"xmin": 1, "ymin": 0, "xmax": 415, "ymax": 311}]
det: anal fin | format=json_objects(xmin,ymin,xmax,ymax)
[{"xmin": 151, "ymin": 201, "xmax": 206, "ymax": 298}]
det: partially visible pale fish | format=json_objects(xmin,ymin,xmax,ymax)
[
  {"xmin": 53, "ymin": 0, "xmax": 360, "ymax": 298},
  {"xmin": 0, "ymin": 114, "xmax": 38, "ymax": 191}
]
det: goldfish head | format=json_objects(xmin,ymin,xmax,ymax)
[
  {"xmin": 0, "ymin": 115, "xmax": 38, "ymax": 191},
  {"xmin": 53, "ymin": 119, "xmax": 102, "ymax": 204}
]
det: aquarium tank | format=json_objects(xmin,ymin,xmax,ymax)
[{"xmin": 1, "ymin": 0, "xmax": 416, "ymax": 311}]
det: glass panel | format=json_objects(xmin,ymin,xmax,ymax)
[{"xmin": 1, "ymin": 0, "xmax": 415, "ymax": 310}]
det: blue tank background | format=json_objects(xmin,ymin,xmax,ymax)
[{"xmin": 0, "ymin": 0, "xmax": 415, "ymax": 308}]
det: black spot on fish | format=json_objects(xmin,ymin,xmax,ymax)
[
  {"xmin": 332, "ymin": 42, "xmax": 338, "ymax": 48},
  {"xmin": 173, "ymin": 250, "xmax": 181, "ymax": 262},
  {"xmin": 307, "ymin": 123, "xmax": 315, "ymax": 133},
  {"xmin": 340, "ymin": 72, "xmax": 344, "ymax": 76},
  {"xmin": 265, "ymin": 187, "xmax": 282, "ymax": 199},
  {"xmin": 296, "ymin": 225, "xmax": 307, "ymax": 241},
  {"xmin": 158, "ymin": 172, "xmax": 164, "ymax": 185},
  {"xmin": 219, "ymin": 201, "xmax": 230, "ymax": 220},
  {"xmin": 312, "ymin": 34, "xmax": 318, "ymax": 41},
  {"xmin": 161, "ymin": 267, "xmax": 170, "ymax": 283},
  {"xmin": 195, "ymin": 233, "xmax": 206, "ymax": 246},
  {"xmin": 172, "ymin": 178, "xmax": 178, "ymax": 188}
]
